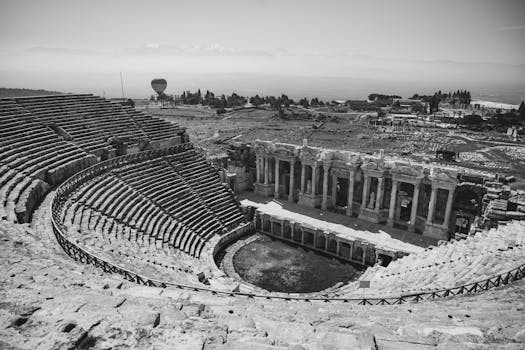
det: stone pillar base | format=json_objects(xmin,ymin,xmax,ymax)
[
  {"xmin": 274, "ymin": 184, "xmax": 286, "ymax": 199},
  {"xmin": 387, "ymin": 218, "xmax": 395, "ymax": 227},
  {"xmin": 254, "ymin": 183, "xmax": 274, "ymax": 197},
  {"xmin": 424, "ymin": 222, "xmax": 448, "ymax": 240},
  {"xmin": 321, "ymin": 199, "xmax": 334, "ymax": 211},
  {"xmin": 298, "ymin": 193, "xmax": 323, "ymax": 208},
  {"xmin": 359, "ymin": 207, "xmax": 389, "ymax": 224}
]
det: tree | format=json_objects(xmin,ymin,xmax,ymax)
[
  {"xmin": 299, "ymin": 97, "xmax": 309, "ymax": 107},
  {"xmin": 429, "ymin": 93, "xmax": 440, "ymax": 114},
  {"xmin": 461, "ymin": 114, "xmax": 483, "ymax": 127},
  {"xmin": 249, "ymin": 94, "xmax": 264, "ymax": 107},
  {"xmin": 517, "ymin": 101, "xmax": 525, "ymax": 125}
]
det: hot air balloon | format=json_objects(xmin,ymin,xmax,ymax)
[{"xmin": 151, "ymin": 78, "xmax": 167, "ymax": 96}]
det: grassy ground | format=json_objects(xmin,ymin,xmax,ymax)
[
  {"xmin": 233, "ymin": 233, "xmax": 362, "ymax": 293},
  {"xmin": 142, "ymin": 105, "xmax": 525, "ymax": 190}
]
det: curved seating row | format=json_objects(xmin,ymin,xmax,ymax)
[
  {"xmin": 13, "ymin": 94, "xmax": 185, "ymax": 153},
  {"xmin": 122, "ymin": 106, "xmax": 184, "ymax": 142},
  {"xmin": 0, "ymin": 94, "xmax": 187, "ymax": 223},
  {"xmin": 329, "ymin": 220, "xmax": 525, "ymax": 298},
  {"xmin": 59, "ymin": 145, "xmax": 247, "ymax": 259},
  {"xmin": 49, "ymin": 144, "xmax": 525, "ymax": 299},
  {"xmin": 0, "ymin": 99, "xmax": 96, "ymax": 222}
]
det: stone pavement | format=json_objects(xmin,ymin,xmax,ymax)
[
  {"xmin": 0, "ymin": 194, "xmax": 524, "ymax": 349},
  {"xmin": 239, "ymin": 193, "xmax": 439, "ymax": 248}
]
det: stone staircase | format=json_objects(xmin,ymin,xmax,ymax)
[{"xmin": 1, "ymin": 199, "xmax": 524, "ymax": 349}]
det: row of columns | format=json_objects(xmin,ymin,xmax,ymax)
[
  {"xmin": 300, "ymin": 163, "xmax": 318, "ymax": 195},
  {"xmin": 256, "ymin": 154, "xmax": 331, "ymax": 206},
  {"xmin": 257, "ymin": 155, "xmax": 456, "ymax": 234},
  {"xmin": 255, "ymin": 155, "xmax": 271, "ymax": 184},
  {"xmin": 359, "ymin": 174, "xmax": 385, "ymax": 213},
  {"xmin": 383, "ymin": 179, "xmax": 455, "ymax": 231},
  {"xmin": 256, "ymin": 155, "xmax": 335, "ymax": 210},
  {"xmin": 256, "ymin": 154, "xmax": 296, "ymax": 201},
  {"xmin": 257, "ymin": 214, "xmax": 384, "ymax": 266}
]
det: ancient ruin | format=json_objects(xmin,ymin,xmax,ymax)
[
  {"xmin": 253, "ymin": 140, "xmax": 467, "ymax": 240},
  {"xmin": 0, "ymin": 91, "xmax": 524, "ymax": 349}
]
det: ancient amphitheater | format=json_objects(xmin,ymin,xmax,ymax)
[{"xmin": 1, "ymin": 94, "xmax": 525, "ymax": 349}]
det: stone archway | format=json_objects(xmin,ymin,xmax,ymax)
[
  {"xmin": 453, "ymin": 184, "xmax": 485, "ymax": 234},
  {"xmin": 397, "ymin": 182, "xmax": 415, "ymax": 223},
  {"xmin": 335, "ymin": 177, "xmax": 349, "ymax": 207}
]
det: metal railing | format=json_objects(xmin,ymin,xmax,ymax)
[{"xmin": 50, "ymin": 147, "xmax": 525, "ymax": 305}]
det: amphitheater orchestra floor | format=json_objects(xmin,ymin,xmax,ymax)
[{"xmin": 239, "ymin": 193, "xmax": 439, "ymax": 250}]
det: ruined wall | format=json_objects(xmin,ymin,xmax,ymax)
[
  {"xmin": 226, "ymin": 142, "xmax": 256, "ymax": 193},
  {"xmin": 15, "ymin": 179, "xmax": 51, "ymax": 223},
  {"xmin": 46, "ymin": 155, "xmax": 98, "ymax": 186}
]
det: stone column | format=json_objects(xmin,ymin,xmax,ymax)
[
  {"xmin": 281, "ymin": 220, "xmax": 285, "ymax": 238},
  {"xmin": 409, "ymin": 182, "xmax": 420, "ymax": 232},
  {"xmin": 387, "ymin": 180, "xmax": 398, "ymax": 227},
  {"xmin": 346, "ymin": 169, "xmax": 355, "ymax": 216},
  {"xmin": 269, "ymin": 159, "xmax": 273, "ymax": 183},
  {"xmin": 255, "ymin": 154, "xmax": 261, "ymax": 183},
  {"xmin": 300, "ymin": 163, "xmax": 306, "ymax": 194},
  {"xmin": 443, "ymin": 187, "xmax": 455, "ymax": 229},
  {"xmin": 260, "ymin": 157, "xmax": 264, "ymax": 183},
  {"xmin": 288, "ymin": 159, "xmax": 295, "ymax": 201},
  {"xmin": 361, "ymin": 175, "xmax": 370, "ymax": 209},
  {"xmin": 321, "ymin": 166, "xmax": 330, "ymax": 210},
  {"xmin": 311, "ymin": 164, "xmax": 317, "ymax": 195},
  {"xmin": 375, "ymin": 176, "xmax": 384, "ymax": 212},
  {"xmin": 301, "ymin": 228, "xmax": 305, "ymax": 244},
  {"xmin": 336, "ymin": 240, "xmax": 341, "ymax": 256},
  {"xmin": 426, "ymin": 185, "xmax": 438, "ymax": 225},
  {"xmin": 274, "ymin": 159, "xmax": 280, "ymax": 198},
  {"xmin": 331, "ymin": 173, "xmax": 338, "ymax": 207},
  {"xmin": 264, "ymin": 157, "xmax": 269, "ymax": 185}
]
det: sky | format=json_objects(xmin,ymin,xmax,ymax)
[{"xmin": 0, "ymin": 0, "xmax": 524, "ymax": 100}]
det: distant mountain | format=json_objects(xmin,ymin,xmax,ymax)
[
  {"xmin": 0, "ymin": 87, "xmax": 63, "ymax": 98},
  {"xmin": 0, "ymin": 71, "xmax": 523, "ymax": 105}
]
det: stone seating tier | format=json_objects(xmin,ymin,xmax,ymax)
[
  {"xmin": 12, "ymin": 94, "xmax": 185, "ymax": 153},
  {"xmin": 58, "ymin": 145, "xmax": 246, "ymax": 260},
  {"xmin": 329, "ymin": 220, "xmax": 525, "ymax": 298},
  {"xmin": 0, "ymin": 94, "xmax": 188, "ymax": 223}
]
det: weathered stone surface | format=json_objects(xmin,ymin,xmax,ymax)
[
  {"xmin": 46, "ymin": 155, "xmax": 97, "ymax": 186},
  {"xmin": 15, "ymin": 179, "xmax": 51, "ymax": 223},
  {"xmin": 1, "ymin": 196, "xmax": 525, "ymax": 349}
]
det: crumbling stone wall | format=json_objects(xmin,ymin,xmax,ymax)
[
  {"xmin": 15, "ymin": 179, "xmax": 51, "ymax": 223},
  {"xmin": 46, "ymin": 155, "xmax": 98, "ymax": 186},
  {"xmin": 226, "ymin": 142, "xmax": 256, "ymax": 192}
]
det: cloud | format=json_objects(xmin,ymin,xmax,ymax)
[
  {"xmin": 23, "ymin": 47, "xmax": 100, "ymax": 55},
  {"xmin": 497, "ymin": 25, "xmax": 525, "ymax": 31},
  {"xmin": 116, "ymin": 44, "xmax": 284, "ymax": 57}
]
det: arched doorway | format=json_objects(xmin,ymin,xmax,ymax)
[
  {"xmin": 397, "ymin": 182, "xmax": 414, "ymax": 224},
  {"xmin": 453, "ymin": 184, "xmax": 485, "ymax": 234}
]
